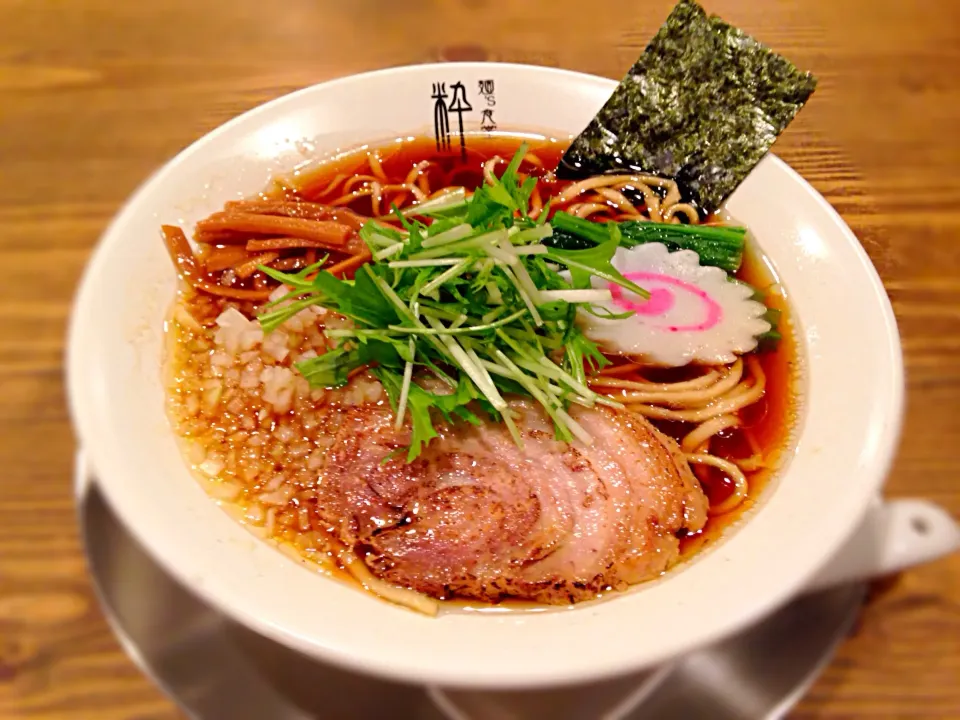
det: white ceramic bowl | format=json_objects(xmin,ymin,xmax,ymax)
[{"xmin": 68, "ymin": 63, "xmax": 905, "ymax": 688}]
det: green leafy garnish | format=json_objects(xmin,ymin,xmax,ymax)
[
  {"xmin": 547, "ymin": 211, "xmax": 746, "ymax": 273},
  {"xmin": 544, "ymin": 237, "xmax": 648, "ymax": 298},
  {"xmin": 757, "ymin": 307, "xmax": 782, "ymax": 351},
  {"xmin": 256, "ymin": 142, "xmax": 774, "ymax": 459},
  {"xmin": 747, "ymin": 288, "xmax": 783, "ymax": 351},
  {"xmin": 255, "ymin": 144, "xmax": 646, "ymax": 460}
]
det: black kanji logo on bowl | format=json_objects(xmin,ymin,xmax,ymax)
[
  {"xmin": 432, "ymin": 83, "xmax": 451, "ymax": 152},
  {"xmin": 432, "ymin": 81, "xmax": 474, "ymax": 160},
  {"xmin": 480, "ymin": 108, "xmax": 497, "ymax": 132},
  {"xmin": 479, "ymin": 79, "xmax": 497, "ymax": 108}
]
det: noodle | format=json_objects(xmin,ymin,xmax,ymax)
[
  {"xmin": 685, "ymin": 454, "xmax": 749, "ymax": 516},
  {"xmin": 163, "ymin": 137, "xmax": 784, "ymax": 609},
  {"xmin": 594, "ymin": 187, "xmax": 643, "ymax": 215},
  {"xmin": 663, "ymin": 203, "xmax": 700, "ymax": 224},
  {"xmin": 335, "ymin": 543, "xmax": 439, "ymax": 616},
  {"xmin": 404, "ymin": 160, "xmax": 431, "ymax": 187},
  {"xmin": 736, "ymin": 454, "xmax": 767, "ymax": 472},
  {"xmin": 297, "ymin": 171, "xmax": 349, "ymax": 200},
  {"xmin": 367, "ymin": 149, "xmax": 388, "ymax": 182},
  {"xmin": 569, "ymin": 202, "xmax": 613, "ymax": 219},
  {"xmin": 483, "ymin": 155, "xmax": 502, "ymax": 186},
  {"xmin": 522, "ymin": 151, "xmax": 543, "ymax": 168},
  {"xmin": 369, "ymin": 182, "xmax": 384, "ymax": 217},
  {"xmin": 554, "ymin": 174, "xmax": 689, "ymax": 223},
  {"xmin": 417, "ymin": 170, "xmax": 432, "ymax": 195},
  {"xmin": 329, "ymin": 187, "xmax": 375, "ymax": 208},
  {"xmin": 595, "ymin": 355, "xmax": 768, "ymax": 516},
  {"xmin": 590, "ymin": 370, "xmax": 721, "ymax": 392},
  {"xmin": 603, "ymin": 359, "xmax": 744, "ymax": 407},
  {"xmin": 383, "ymin": 182, "xmax": 427, "ymax": 203},
  {"xmin": 681, "ymin": 414, "xmax": 740, "ymax": 454},
  {"xmin": 627, "ymin": 378, "xmax": 763, "ymax": 422},
  {"xmin": 597, "ymin": 361, "xmax": 646, "ymax": 377},
  {"xmin": 342, "ymin": 174, "xmax": 382, "ymax": 194},
  {"xmin": 281, "ymin": 143, "xmax": 771, "ymax": 520},
  {"xmin": 529, "ymin": 185, "xmax": 544, "ymax": 219}
]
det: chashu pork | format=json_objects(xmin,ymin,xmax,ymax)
[{"xmin": 312, "ymin": 399, "xmax": 708, "ymax": 604}]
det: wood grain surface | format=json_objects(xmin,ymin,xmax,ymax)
[{"xmin": 1, "ymin": 0, "xmax": 958, "ymax": 717}]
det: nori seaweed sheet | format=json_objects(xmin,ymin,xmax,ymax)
[{"xmin": 558, "ymin": 0, "xmax": 817, "ymax": 215}]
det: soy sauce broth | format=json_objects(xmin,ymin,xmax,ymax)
[{"xmin": 279, "ymin": 132, "xmax": 799, "ymax": 582}]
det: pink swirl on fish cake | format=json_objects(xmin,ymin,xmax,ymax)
[{"xmin": 609, "ymin": 271, "xmax": 723, "ymax": 333}]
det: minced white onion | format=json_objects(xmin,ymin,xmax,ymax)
[
  {"xmin": 263, "ymin": 474, "xmax": 285, "ymax": 492},
  {"xmin": 268, "ymin": 284, "xmax": 291, "ymax": 304},
  {"xmin": 244, "ymin": 503, "xmax": 266, "ymax": 524},
  {"xmin": 210, "ymin": 351, "xmax": 233, "ymax": 368},
  {"xmin": 260, "ymin": 366, "xmax": 295, "ymax": 413},
  {"xmin": 298, "ymin": 506, "xmax": 311, "ymax": 532},
  {"xmin": 265, "ymin": 507, "xmax": 277, "ymax": 536},
  {"xmin": 214, "ymin": 307, "xmax": 263, "ymax": 356},
  {"xmin": 263, "ymin": 330, "xmax": 290, "ymax": 362},
  {"xmin": 273, "ymin": 424, "xmax": 296, "ymax": 443},
  {"xmin": 240, "ymin": 368, "xmax": 261, "ymax": 389},
  {"xmin": 259, "ymin": 484, "xmax": 295, "ymax": 506},
  {"xmin": 307, "ymin": 449, "xmax": 325, "ymax": 470},
  {"xmin": 206, "ymin": 480, "xmax": 241, "ymax": 500},
  {"xmin": 198, "ymin": 457, "xmax": 224, "ymax": 477}
]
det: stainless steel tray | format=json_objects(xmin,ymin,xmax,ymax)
[{"xmin": 77, "ymin": 456, "xmax": 864, "ymax": 719}]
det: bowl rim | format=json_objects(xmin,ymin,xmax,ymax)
[{"xmin": 67, "ymin": 62, "xmax": 905, "ymax": 688}]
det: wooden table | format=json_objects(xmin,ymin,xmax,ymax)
[{"xmin": 2, "ymin": 1, "xmax": 958, "ymax": 717}]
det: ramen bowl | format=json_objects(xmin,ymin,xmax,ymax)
[{"xmin": 67, "ymin": 63, "xmax": 957, "ymax": 689}]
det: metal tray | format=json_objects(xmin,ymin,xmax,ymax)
[{"xmin": 77, "ymin": 455, "xmax": 864, "ymax": 719}]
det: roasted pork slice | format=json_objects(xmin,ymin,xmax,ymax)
[{"xmin": 312, "ymin": 399, "xmax": 708, "ymax": 604}]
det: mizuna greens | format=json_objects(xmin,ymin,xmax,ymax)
[{"xmin": 256, "ymin": 144, "xmax": 761, "ymax": 461}]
